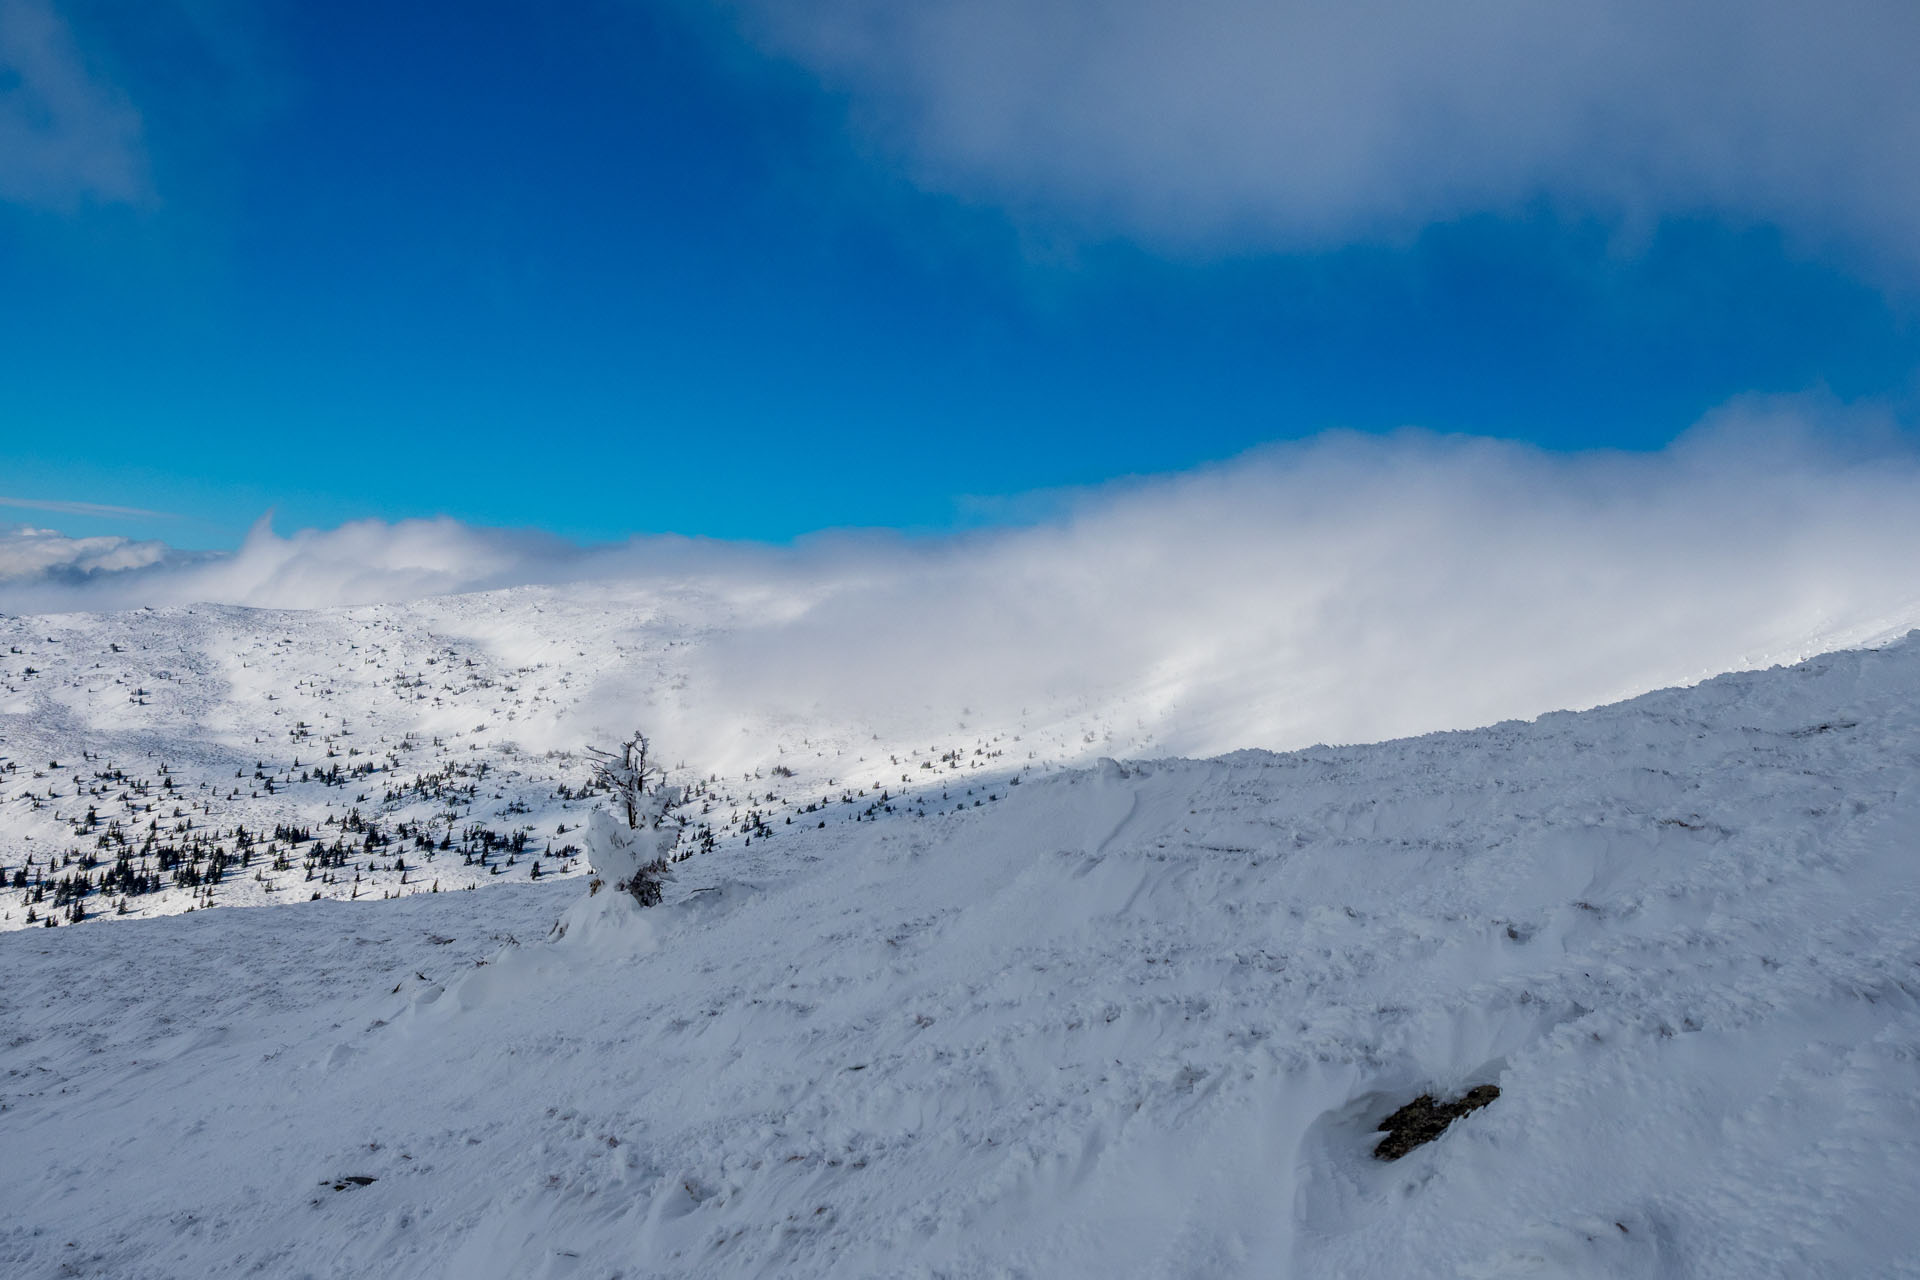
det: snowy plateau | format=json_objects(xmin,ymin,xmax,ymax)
[{"xmin": 3, "ymin": 586, "xmax": 1920, "ymax": 1277}]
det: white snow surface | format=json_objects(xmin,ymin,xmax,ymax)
[
  {"xmin": 7, "ymin": 573, "xmax": 1918, "ymax": 932},
  {"xmin": 6, "ymin": 637, "xmax": 1920, "ymax": 1277}
]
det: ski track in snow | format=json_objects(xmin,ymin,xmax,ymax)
[{"xmin": 4, "ymin": 635, "xmax": 1920, "ymax": 1276}]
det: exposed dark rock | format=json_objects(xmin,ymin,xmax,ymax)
[{"xmin": 1373, "ymin": 1084, "xmax": 1500, "ymax": 1160}]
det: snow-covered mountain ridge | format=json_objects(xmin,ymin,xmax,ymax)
[
  {"xmin": 7, "ymin": 576, "xmax": 1916, "ymax": 934},
  {"xmin": 4, "ymin": 636, "xmax": 1919, "ymax": 1277},
  {"xmin": 0, "ymin": 585, "xmax": 1061, "ymax": 931}
]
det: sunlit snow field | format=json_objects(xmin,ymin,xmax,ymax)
[{"xmin": 5, "ymin": 633, "xmax": 1920, "ymax": 1277}]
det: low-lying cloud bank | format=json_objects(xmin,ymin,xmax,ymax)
[
  {"xmin": 0, "ymin": 516, "xmax": 634, "ymax": 612},
  {"xmin": 666, "ymin": 397, "xmax": 1920, "ymax": 753},
  {"xmin": 9, "ymin": 397, "xmax": 1920, "ymax": 753},
  {"xmin": 0, "ymin": 526, "xmax": 178, "ymax": 585}
]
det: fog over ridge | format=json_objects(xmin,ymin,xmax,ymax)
[{"xmin": 7, "ymin": 398, "xmax": 1920, "ymax": 755}]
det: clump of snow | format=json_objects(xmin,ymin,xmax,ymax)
[
  {"xmin": 5, "ymin": 639, "xmax": 1920, "ymax": 1276},
  {"xmin": 551, "ymin": 803, "xmax": 681, "ymax": 946}
]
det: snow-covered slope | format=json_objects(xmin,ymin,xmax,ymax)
[
  {"xmin": 0, "ymin": 585, "xmax": 1062, "ymax": 930},
  {"xmin": 7, "ymin": 576, "xmax": 1917, "ymax": 933},
  {"xmin": 5, "ymin": 638, "xmax": 1919, "ymax": 1277}
]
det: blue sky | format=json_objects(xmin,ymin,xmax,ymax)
[{"xmin": 4, "ymin": 0, "xmax": 1918, "ymax": 548}]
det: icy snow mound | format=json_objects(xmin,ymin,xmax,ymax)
[{"xmin": 6, "ymin": 640, "xmax": 1920, "ymax": 1277}]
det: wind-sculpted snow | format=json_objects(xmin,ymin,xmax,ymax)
[{"xmin": 4, "ymin": 640, "xmax": 1920, "ymax": 1276}]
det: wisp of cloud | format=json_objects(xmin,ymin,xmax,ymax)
[
  {"xmin": 722, "ymin": 0, "xmax": 1920, "ymax": 268},
  {"xmin": 0, "ymin": 0, "xmax": 147, "ymax": 208}
]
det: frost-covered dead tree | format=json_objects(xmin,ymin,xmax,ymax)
[
  {"xmin": 581, "ymin": 732, "xmax": 680, "ymax": 907},
  {"xmin": 586, "ymin": 732, "xmax": 660, "ymax": 831}
]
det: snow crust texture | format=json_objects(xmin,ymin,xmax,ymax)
[{"xmin": 5, "ymin": 641, "xmax": 1920, "ymax": 1277}]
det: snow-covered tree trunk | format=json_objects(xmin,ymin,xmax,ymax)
[{"xmin": 554, "ymin": 733, "xmax": 681, "ymax": 941}]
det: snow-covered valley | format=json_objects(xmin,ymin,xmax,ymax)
[{"xmin": 5, "ymin": 622, "xmax": 1920, "ymax": 1276}]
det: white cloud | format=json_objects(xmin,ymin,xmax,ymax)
[
  {"xmin": 0, "ymin": 514, "xmax": 609, "ymax": 612},
  {"xmin": 0, "ymin": 0, "xmax": 147, "ymax": 208},
  {"xmin": 721, "ymin": 0, "xmax": 1920, "ymax": 264},
  {"xmin": 666, "ymin": 397, "xmax": 1920, "ymax": 754},
  {"xmin": 0, "ymin": 525, "xmax": 173, "ymax": 584},
  {"xmin": 7, "ymin": 396, "xmax": 1920, "ymax": 754}
]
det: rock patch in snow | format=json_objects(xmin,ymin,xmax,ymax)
[{"xmin": 1373, "ymin": 1085, "xmax": 1501, "ymax": 1160}]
